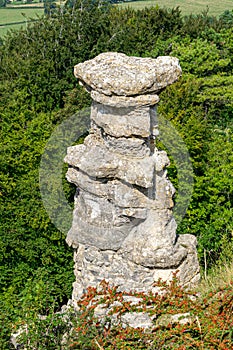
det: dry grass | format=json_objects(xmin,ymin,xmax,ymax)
[{"xmin": 197, "ymin": 260, "xmax": 233, "ymax": 295}]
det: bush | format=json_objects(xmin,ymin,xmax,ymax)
[{"xmin": 16, "ymin": 273, "xmax": 233, "ymax": 349}]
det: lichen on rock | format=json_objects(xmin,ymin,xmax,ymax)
[{"xmin": 74, "ymin": 52, "xmax": 182, "ymax": 96}]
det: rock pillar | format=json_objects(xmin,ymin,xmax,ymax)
[{"xmin": 64, "ymin": 52, "xmax": 200, "ymax": 302}]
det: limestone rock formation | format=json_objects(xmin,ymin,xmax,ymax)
[
  {"xmin": 74, "ymin": 52, "xmax": 182, "ymax": 96},
  {"xmin": 65, "ymin": 52, "xmax": 200, "ymax": 302}
]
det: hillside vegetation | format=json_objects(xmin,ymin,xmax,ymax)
[
  {"xmin": 119, "ymin": 0, "xmax": 233, "ymax": 17},
  {"xmin": 0, "ymin": 0, "xmax": 232, "ymax": 348},
  {"xmin": 1, "ymin": 0, "xmax": 233, "ymax": 37}
]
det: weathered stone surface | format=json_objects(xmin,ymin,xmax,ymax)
[
  {"xmin": 64, "ymin": 135, "xmax": 156, "ymax": 188},
  {"xmin": 91, "ymin": 101, "xmax": 152, "ymax": 138},
  {"xmin": 74, "ymin": 52, "xmax": 182, "ymax": 96},
  {"xmin": 119, "ymin": 210, "xmax": 188, "ymax": 268},
  {"xmin": 91, "ymin": 90, "xmax": 160, "ymax": 107},
  {"xmin": 91, "ymin": 295, "xmax": 154, "ymax": 329},
  {"xmin": 121, "ymin": 312, "xmax": 154, "ymax": 329},
  {"xmin": 66, "ymin": 168, "xmax": 173, "ymax": 210},
  {"xmin": 65, "ymin": 52, "xmax": 200, "ymax": 309},
  {"xmin": 66, "ymin": 191, "xmax": 147, "ymax": 250},
  {"xmin": 103, "ymin": 134, "xmax": 150, "ymax": 157},
  {"xmin": 70, "ymin": 240, "xmax": 199, "ymax": 302},
  {"xmin": 175, "ymin": 234, "xmax": 201, "ymax": 286}
]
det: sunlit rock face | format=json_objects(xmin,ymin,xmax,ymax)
[{"xmin": 64, "ymin": 52, "xmax": 200, "ymax": 302}]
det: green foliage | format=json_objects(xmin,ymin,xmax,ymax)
[
  {"xmin": 153, "ymin": 27, "xmax": 233, "ymax": 265},
  {"xmin": 44, "ymin": 0, "xmax": 57, "ymax": 16},
  {"xmin": 0, "ymin": 0, "xmax": 112, "ymax": 111},
  {"xmin": 182, "ymin": 9, "xmax": 222, "ymax": 38},
  {"xmin": 18, "ymin": 308, "xmax": 74, "ymax": 350},
  {"xmin": 219, "ymin": 9, "xmax": 233, "ymax": 28},
  {"xmin": 187, "ymin": 129, "xmax": 233, "ymax": 263},
  {"xmin": 158, "ymin": 76, "xmax": 233, "ymax": 265},
  {"xmin": 171, "ymin": 37, "xmax": 230, "ymax": 77},
  {"xmin": 107, "ymin": 5, "xmax": 183, "ymax": 55},
  {"xmin": 0, "ymin": 3, "xmax": 112, "ymax": 347},
  {"xmin": 0, "ymin": 0, "xmax": 6, "ymax": 7}
]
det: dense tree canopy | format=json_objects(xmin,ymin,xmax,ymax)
[{"xmin": 0, "ymin": 2, "xmax": 232, "ymax": 348}]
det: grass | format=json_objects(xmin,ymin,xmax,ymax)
[
  {"xmin": 0, "ymin": 8, "xmax": 44, "ymax": 24},
  {"xmin": 119, "ymin": 0, "xmax": 233, "ymax": 17},
  {"xmin": 0, "ymin": 7, "xmax": 44, "ymax": 37},
  {"xmin": 197, "ymin": 260, "xmax": 233, "ymax": 295}
]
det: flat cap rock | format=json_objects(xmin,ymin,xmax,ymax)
[{"xmin": 74, "ymin": 52, "xmax": 182, "ymax": 96}]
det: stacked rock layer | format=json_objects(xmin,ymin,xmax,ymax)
[{"xmin": 64, "ymin": 53, "xmax": 200, "ymax": 302}]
